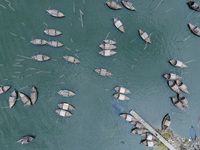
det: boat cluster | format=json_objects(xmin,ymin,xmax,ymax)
[
  {"xmin": 113, "ymin": 86, "xmax": 130, "ymax": 101},
  {"xmin": 99, "ymin": 39, "xmax": 117, "ymax": 57},
  {"xmin": 163, "ymin": 60, "xmax": 189, "ymax": 111}
]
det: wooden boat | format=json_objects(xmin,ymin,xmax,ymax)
[
  {"xmin": 120, "ymin": 113, "xmax": 137, "ymax": 122},
  {"xmin": 106, "ymin": 1, "xmax": 122, "ymax": 10},
  {"xmin": 99, "ymin": 44, "xmax": 116, "ymax": 50},
  {"xmin": 46, "ymin": 9, "xmax": 65, "ymax": 18},
  {"xmin": 114, "ymin": 93, "xmax": 130, "ymax": 100},
  {"xmin": 56, "ymin": 109, "xmax": 72, "ymax": 117},
  {"xmin": 32, "ymin": 54, "xmax": 51, "ymax": 62},
  {"xmin": 19, "ymin": 92, "xmax": 31, "ymax": 106},
  {"xmin": 162, "ymin": 113, "xmax": 171, "ymax": 131},
  {"xmin": 178, "ymin": 93, "xmax": 189, "ymax": 109},
  {"xmin": 142, "ymin": 140, "xmax": 158, "ymax": 147},
  {"xmin": 141, "ymin": 133, "xmax": 157, "ymax": 141},
  {"xmin": 30, "ymin": 39, "xmax": 47, "ymax": 45},
  {"xmin": 115, "ymin": 86, "xmax": 131, "ymax": 94},
  {"xmin": 44, "ymin": 29, "xmax": 62, "ymax": 36},
  {"xmin": 171, "ymin": 97, "xmax": 185, "ymax": 111},
  {"xmin": 131, "ymin": 128, "xmax": 148, "ymax": 135},
  {"xmin": 188, "ymin": 23, "xmax": 200, "ymax": 36},
  {"xmin": 169, "ymin": 59, "xmax": 188, "ymax": 68},
  {"xmin": 57, "ymin": 90, "xmax": 76, "ymax": 97},
  {"xmin": 58, "ymin": 103, "xmax": 75, "ymax": 111},
  {"xmin": 103, "ymin": 39, "xmax": 116, "ymax": 45},
  {"xmin": 9, "ymin": 90, "xmax": 17, "ymax": 108},
  {"xmin": 17, "ymin": 136, "xmax": 34, "ymax": 144},
  {"xmin": 138, "ymin": 29, "xmax": 151, "ymax": 43},
  {"xmin": 99, "ymin": 50, "xmax": 117, "ymax": 56},
  {"xmin": 187, "ymin": 1, "xmax": 200, "ymax": 11},
  {"xmin": 130, "ymin": 121, "xmax": 145, "ymax": 129},
  {"xmin": 176, "ymin": 80, "xmax": 189, "ymax": 94},
  {"xmin": 0, "ymin": 86, "xmax": 11, "ymax": 94},
  {"xmin": 48, "ymin": 41, "xmax": 64, "ymax": 47},
  {"xmin": 167, "ymin": 81, "xmax": 181, "ymax": 94},
  {"xmin": 30, "ymin": 87, "xmax": 38, "ymax": 105},
  {"xmin": 63, "ymin": 56, "xmax": 80, "ymax": 64},
  {"xmin": 163, "ymin": 73, "xmax": 182, "ymax": 80},
  {"xmin": 121, "ymin": 0, "xmax": 136, "ymax": 11},
  {"xmin": 95, "ymin": 69, "xmax": 112, "ymax": 76},
  {"xmin": 113, "ymin": 18, "xmax": 125, "ymax": 33}
]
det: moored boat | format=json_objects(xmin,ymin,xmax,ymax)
[
  {"xmin": 30, "ymin": 39, "xmax": 47, "ymax": 45},
  {"xmin": 9, "ymin": 90, "xmax": 17, "ymax": 108},
  {"xmin": 162, "ymin": 113, "xmax": 171, "ymax": 131},
  {"xmin": 162, "ymin": 73, "xmax": 182, "ymax": 80},
  {"xmin": 63, "ymin": 56, "xmax": 80, "ymax": 64},
  {"xmin": 46, "ymin": 9, "xmax": 65, "ymax": 18},
  {"xmin": 30, "ymin": 87, "xmax": 38, "ymax": 105},
  {"xmin": 99, "ymin": 44, "xmax": 116, "ymax": 50},
  {"xmin": 167, "ymin": 81, "xmax": 181, "ymax": 94},
  {"xmin": 187, "ymin": 1, "xmax": 200, "ymax": 11},
  {"xmin": 178, "ymin": 93, "xmax": 189, "ymax": 109},
  {"xmin": 141, "ymin": 133, "xmax": 157, "ymax": 141},
  {"xmin": 115, "ymin": 86, "xmax": 131, "ymax": 94},
  {"xmin": 114, "ymin": 93, "xmax": 130, "ymax": 100},
  {"xmin": 121, "ymin": 0, "xmax": 136, "ymax": 11},
  {"xmin": 188, "ymin": 23, "xmax": 200, "ymax": 36},
  {"xmin": 19, "ymin": 92, "xmax": 31, "ymax": 106},
  {"xmin": 95, "ymin": 69, "xmax": 112, "ymax": 76},
  {"xmin": 32, "ymin": 54, "xmax": 51, "ymax": 62},
  {"xmin": 56, "ymin": 109, "xmax": 72, "ymax": 117},
  {"xmin": 138, "ymin": 29, "xmax": 151, "ymax": 43},
  {"xmin": 106, "ymin": 1, "xmax": 122, "ymax": 10},
  {"xmin": 99, "ymin": 50, "xmax": 117, "ymax": 56},
  {"xmin": 120, "ymin": 113, "xmax": 137, "ymax": 122},
  {"xmin": 169, "ymin": 59, "xmax": 188, "ymax": 68},
  {"xmin": 48, "ymin": 41, "xmax": 64, "ymax": 47},
  {"xmin": 0, "ymin": 86, "xmax": 11, "ymax": 94},
  {"xmin": 176, "ymin": 80, "xmax": 189, "ymax": 94},
  {"xmin": 17, "ymin": 136, "xmax": 34, "ymax": 144},
  {"xmin": 58, "ymin": 103, "xmax": 75, "ymax": 111},
  {"xmin": 113, "ymin": 18, "xmax": 125, "ymax": 33},
  {"xmin": 44, "ymin": 29, "xmax": 62, "ymax": 36},
  {"xmin": 171, "ymin": 97, "xmax": 185, "ymax": 111},
  {"xmin": 131, "ymin": 128, "xmax": 148, "ymax": 135},
  {"xmin": 103, "ymin": 39, "xmax": 116, "ymax": 45},
  {"xmin": 142, "ymin": 140, "xmax": 158, "ymax": 147},
  {"xmin": 57, "ymin": 90, "xmax": 76, "ymax": 97},
  {"xmin": 130, "ymin": 121, "xmax": 145, "ymax": 129}
]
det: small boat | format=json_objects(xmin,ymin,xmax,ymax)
[
  {"xmin": 176, "ymin": 80, "xmax": 189, "ymax": 94},
  {"xmin": 163, "ymin": 73, "xmax": 182, "ymax": 80},
  {"xmin": 167, "ymin": 81, "xmax": 181, "ymax": 94},
  {"xmin": 113, "ymin": 18, "xmax": 125, "ymax": 33},
  {"xmin": 17, "ymin": 136, "xmax": 34, "ymax": 144},
  {"xmin": 130, "ymin": 121, "xmax": 145, "ymax": 129},
  {"xmin": 57, "ymin": 90, "xmax": 76, "ymax": 97},
  {"xmin": 46, "ymin": 9, "xmax": 65, "ymax": 18},
  {"xmin": 48, "ymin": 41, "xmax": 64, "ymax": 47},
  {"xmin": 190, "ymin": 126, "xmax": 197, "ymax": 141},
  {"xmin": 115, "ymin": 86, "xmax": 131, "ymax": 94},
  {"xmin": 162, "ymin": 113, "xmax": 171, "ymax": 131},
  {"xmin": 0, "ymin": 86, "xmax": 11, "ymax": 94},
  {"xmin": 120, "ymin": 113, "xmax": 137, "ymax": 122},
  {"xmin": 121, "ymin": 0, "xmax": 136, "ymax": 11},
  {"xmin": 178, "ymin": 93, "xmax": 189, "ymax": 109},
  {"xmin": 99, "ymin": 50, "xmax": 117, "ymax": 56},
  {"xmin": 131, "ymin": 128, "xmax": 148, "ymax": 135},
  {"xmin": 106, "ymin": 1, "xmax": 122, "ymax": 10},
  {"xmin": 56, "ymin": 109, "xmax": 72, "ymax": 117},
  {"xmin": 32, "ymin": 54, "xmax": 51, "ymax": 62},
  {"xmin": 187, "ymin": 1, "xmax": 200, "ymax": 11},
  {"xmin": 188, "ymin": 23, "xmax": 200, "ymax": 36},
  {"xmin": 19, "ymin": 92, "xmax": 31, "ymax": 106},
  {"xmin": 141, "ymin": 133, "xmax": 157, "ymax": 141},
  {"xmin": 169, "ymin": 60, "xmax": 188, "ymax": 68},
  {"xmin": 30, "ymin": 87, "xmax": 38, "ymax": 105},
  {"xmin": 30, "ymin": 39, "xmax": 47, "ymax": 45},
  {"xmin": 44, "ymin": 29, "xmax": 62, "ymax": 36},
  {"xmin": 103, "ymin": 39, "xmax": 116, "ymax": 45},
  {"xmin": 9, "ymin": 90, "xmax": 17, "ymax": 108},
  {"xmin": 114, "ymin": 93, "xmax": 130, "ymax": 100},
  {"xmin": 138, "ymin": 29, "xmax": 151, "ymax": 43},
  {"xmin": 99, "ymin": 44, "xmax": 116, "ymax": 50},
  {"xmin": 142, "ymin": 140, "xmax": 158, "ymax": 147},
  {"xmin": 58, "ymin": 103, "xmax": 75, "ymax": 111},
  {"xmin": 63, "ymin": 56, "xmax": 80, "ymax": 64},
  {"xmin": 95, "ymin": 69, "xmax": 112, "ymax": 76},
  {"xmin": 171, "ymin": 97, "xmax": 185, "ymax": 111}
]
